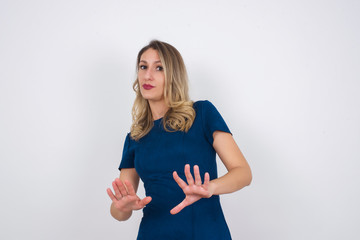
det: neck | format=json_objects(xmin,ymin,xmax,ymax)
[{"xmin": 148, "ymin": 100, "xmax": 169, "ymax": 120}]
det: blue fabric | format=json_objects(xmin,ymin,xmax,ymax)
[{"xmin": 119, "ymin": 100, "xmax": 232, "ymax": 240}]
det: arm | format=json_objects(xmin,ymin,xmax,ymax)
[
  {"xmin": 208, "ymin": 130, "xmax": 252, "ymax": 195},
  {"xmin": 107, "ymin": 168, "xmax": 152, "ymax": 221}
]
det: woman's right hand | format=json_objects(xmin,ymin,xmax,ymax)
[{"xmin": 107, "ymin": 178, "xmax": 152, "ymax": 212}]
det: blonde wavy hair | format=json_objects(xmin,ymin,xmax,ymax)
[{"xmin": 130, "ymin": 40, "xmax": 195, "ymax": 141}]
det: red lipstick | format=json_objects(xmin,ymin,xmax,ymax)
[{"xmin": 143, "ymin": 84, "xmax": 154, "ymax": 90}]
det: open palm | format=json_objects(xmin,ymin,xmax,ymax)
[
  {"xmin": 107, "ymin": 179, "xmax": 152, "ymax": 212},
  {"xmin": 170, "ymin": 164, "xmax": 213, "ymax": 215}
]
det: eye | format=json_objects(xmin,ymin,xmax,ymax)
[
  {"xmin": 156, "ymin": 66, "xmax": 163, "ymax": 71},
  {"xmin": 139, "ymin": 65, "xmax": 147, "ymax": 70}
]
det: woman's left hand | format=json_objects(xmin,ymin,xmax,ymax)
[{"xmin": 170, "ymin": 164, "xmax": 213, "ymax": 215}]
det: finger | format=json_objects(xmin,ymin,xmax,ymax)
[
  {"xmin": 139, "ymin": 196, "xmax": 152, "ymax": 208},
  {"xmin": 112, "ymin": 180, "xmax": 123, "ymax": 199},
  {"xmin": 115, "ymin": 178, "xmax": 128, "ymax": 197},
  {"xmin": 124, "ymin": 180, "xmax": 136, "ymax": 196},
  {"xmin": 184, "ymin": 164, "xmax": 194, "ymax": 185},
  {"xmin": 106, "ymin": 188, "xmax": 117, "ymax": 201},
  {"xmin": 194, "ymin": 165, "xmax": 202, "ymax": 186},
  {"xmin": 173, "ymin": 171, "xmax": 188, "ymax": 189},
  {"xmin": 203, "ymin": 172, "xmax": 210, "ymax": 190},
  {"xmin": 170, "ymin": 199, "xmax": 187, "ymax": 215}
]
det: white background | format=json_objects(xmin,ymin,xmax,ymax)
[{"xmin": 1, "ymin": 0, "xmax": 359, "ymax": 239}]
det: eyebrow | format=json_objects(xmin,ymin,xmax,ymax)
[{"xmin": 139, "ymin": 60, "xmax": 162, "ymax": 64}]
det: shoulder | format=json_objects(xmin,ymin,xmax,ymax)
[
  {"xmin": 124, "ymin": 132, "xmax": 138, "ymax": 146},
  {"xmin": 193, "ymin": 100, "xmax": 215, "ymax": 109},
  {"xmin": 192, "ymin": 100, "xmax": 231, "ymax": 143},
  {"xmin": 193, "ymin": 100, "xmax": 219, "ymax": 114}
]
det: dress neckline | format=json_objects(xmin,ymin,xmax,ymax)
[{"xmin": 153, "ymin": 117, "xmax": 163, "ymax": 124}]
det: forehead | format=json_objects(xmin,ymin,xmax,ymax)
[{"xmin": 140, "ymin": 48, "xmax": 160, "ymax": 62}]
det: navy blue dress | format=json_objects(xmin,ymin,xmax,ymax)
[{"xmin": 119, "ymin": 100, "xmax": 232, "ymax": 240}]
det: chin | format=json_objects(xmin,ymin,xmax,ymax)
[
  {"xmin": 140, "ymin": 94, "xmax": 153, "ymax": 100},
  {"xmin": 141, "ymin": 93, "xmax": 160, "ymax": 101}
]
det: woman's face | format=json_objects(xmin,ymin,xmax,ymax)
[{"xmin": 138, "ymin": 48, "xmax": 165, "ymax": 104}]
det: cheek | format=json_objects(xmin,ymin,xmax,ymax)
[
  {"xmin": 137, "ymin": 73, "xmax": 143, "ymax": 81},
  {"xmin": 159, "ymin": 79, "xmax": 165, "ymax": 92},
  {"xmin": 159, "ymin": 74, "xmax": 165, "ymax": 86}
]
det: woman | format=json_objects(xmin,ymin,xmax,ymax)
[{"xmin": 107, "ymin": 40, "xmax": 252, "ymax": 239}]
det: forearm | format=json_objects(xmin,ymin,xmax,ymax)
[
  {"xmin": 209, "ymin": 166, "xmax": 252, "ymax": 196},
  {"xmin": 110, "ymin": 202, "xmax": 132, "ymax": 221}
]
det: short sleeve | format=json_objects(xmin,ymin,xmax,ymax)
[
  {"xmin": 200, "ymin": 100, "xmax": 232, "ymax": 144},
  {"xmin": 118, "ymin": 133, "xmax": 135, "ymax": 170}
]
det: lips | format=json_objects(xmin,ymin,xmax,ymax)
[{"xmin": 143, "ymin": 84, "xmax": 154, "ymax": 90}]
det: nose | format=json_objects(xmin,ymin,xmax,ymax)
[{"xmin": 144, "ymin": 68, "xmax": 153, "ymax": 80}]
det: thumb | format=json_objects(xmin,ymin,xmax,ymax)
[
  {"xmin": 139, "ymin": 196, "xmax": 152, "ymax": 208},
  {"xmin": 170, "ymin": 199, "xmax": 187, "ymax": 215}
]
